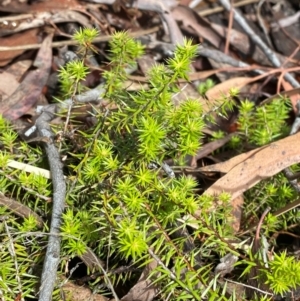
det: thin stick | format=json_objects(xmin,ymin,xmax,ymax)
[
  {"xmin": 217, "ymin": 0, "xmax": 300, "ymax": 89},
  {"xmin": 198, "ymin": 0, "xmax": 259, "ymax": 17},
  {"xmin": 224, "ymin": 0, "xmax": 234, "ymax": 54},
  {"xmin": 36, "ymin": 105, "xmax": 66, "ymax": 301},
  {"xmin": 0, "ymin": 26, "xmax": 159, "ymax": 51}
]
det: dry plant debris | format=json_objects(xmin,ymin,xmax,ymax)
[{"xmin": 0, "ymin": 0, "xmax": 300, "ymax": 300}]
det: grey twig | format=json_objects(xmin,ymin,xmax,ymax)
[
  {"xmin": 147, "ymin": 40, "xmax": 267, "ymax": 76},
  {"xmin": 217, "ymin": 0, "xmax": 300, "ymax": 89},
  {"xmin": 58, "ymin": 83, "xmax": 106, "ymax": 110},
  {"xmin": 36, "ymin": 105, "xmax": 66, "ymax": 301},
  {"xmin": 224, "ymin": 278, "xmax": 273, "ymax": 296},
  {"xmin": 24, "ymin": 85, "xmax": 105, "ymax": 138},
  {"xmin": 161, "ymin": 162, "xmax": 175, "ymax": 178},
  {"xmin": 198, "ymin": 46, "xmax": 265, "ymax": 75}
]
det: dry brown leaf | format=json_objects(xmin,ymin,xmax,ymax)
[
  {"xmin": 0, "ymin": 28, "xmax": 39, "ymax": 66},
  {"xmin": 197, "ymin": 146, "xmax": 267, "ymax": 173},
  {"xmin": 0, "ymin": 72, "xmax": 19, "ymax": 99},
  {"xmin": 230, "ymin": 195, "xmax": 244, "ymax": 233},
  {"xmin": 199, "ymin": 132, "xmax": 300, "ymax": 207},
  {"xmin": 0, "ymin": 0, "xmax": 84, "ymax": 13},
  {"xmin": 188, "ymin": 70, "xmax": 222, "ymax": 81},
  {"xmin": 1, "ymin": 31, "xmax": 53, "ymax": 120},
  {"xmin": 5, "ymin": 59, "xmax": 32, "ymax": 81},
  {"xmin": 0, "ymin": 60, "xmax": 32, "ymax": 100},
  {"xmin": 80, "ymin": 247, "xmax": 105, "ymax": 271},
  {"xmin": 0, "ymin": 11, "xmax": 91, "ymax": 37},
  {"xmin": 121, "ymin": 260, "xmax": 158, "ymax": 301},
  {"xmin": 205, "ymin": 68, "xmax": 295, "ymax": 101},
  {"xmin": 205, "ymin": 77, "xmax": 254, "ymax": 100},
  {"xmin": 281, "ymin": 80, "xmax": 300, "ymax": 113},
  {"xmin": 0, "ymin": 192, "xmax": 43, "ymax": 227},
  {"xmin": 194, "ymin": 133, "xmax": 236, "ymax": 161},
  {"xmin": 171, "ymin": 5, "xmax": 223, "ymax": 48},
  {"xmin": 121, "ymin": 0, "xmax": 183, "ymax": 45}
]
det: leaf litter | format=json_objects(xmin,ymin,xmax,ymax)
[{"xmin": 0, "ymin": 0, "xmax": 300, "ymax": 299}]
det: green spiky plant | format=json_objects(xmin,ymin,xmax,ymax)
[{"xmin": 0, "ymin": 27, "xmax": 300, "ymax": 301}]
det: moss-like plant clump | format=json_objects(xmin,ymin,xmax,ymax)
[{"xmin": 0, "ymin": 28, "xmax": 299, "ymax": 301}]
